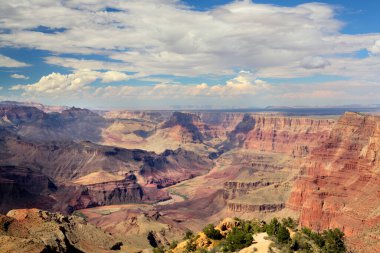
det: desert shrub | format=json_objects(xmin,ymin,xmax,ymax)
[
  {"xmin": 169, "ymin": 240, "xmax": 178, "ymax": 249},
  {"xmin": 321, "ymin": 228, "xmax": 346, "ymax": 253},
  {"xmin": 266, "ymin": 218, "xmax": 280, "ymax": 236},
  {"xmin": 185, "ymin": 239, "xmax": 197, "ymax": 252},
  {"xmin": 203, "ymin": 224, "xmax": 223, "ymax": 240},
  {"xmin": 290, "ymin": 233, "xmax": 312, "ymax": 252},
  {"xmin": 276, "ymin": 225, "xmax": 290, "ymax": 244},
  {"xmin": 281, "ymin": 217, "xmax": 297, "ymax": 229},
  {"xmin": 152, "ymin": 246, "xmax": 165, "ymax": 253},
  {"xmin": 184, "ymin": 230, "xmax": 194, "ymax": 240},
  {"xmin": 222, "ymin": 227, "xmax": 253, "ymax": 252}
]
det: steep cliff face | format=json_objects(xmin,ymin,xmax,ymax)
[
  {"xmin": 161, "ymin": 112, "xmax": 204, "ymax": 143},
  {"xmin": 227, "ymin": 203, "xmax": 285, "ymax": 213},
  {"xmin": 239, "ymin": 116, "xmax": 334, "ymax": 155},
  {"xmin": 225, "ymin": 114, "xmax": 257, "ymax": 148},
  {"xmin": 196, "ymin": 112, "xmax": 245, "ymax": 143},
  {"xmin": 77, "ymin": 173, "xmax": 170, "ymax": 207},
  {"xmin": 287, "ymin": 112, "xmax": 380, "ymax": 252}
]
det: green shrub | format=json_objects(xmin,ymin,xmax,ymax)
[
  {"xmin": 169, "ymin": 240, "xmax": 178, "ymax": 249},
  {"xmin": 321, "ymin": 228, "xmax": 346, "ymax": 253},
  {"xmin": 276, "ymin": 225, "xmax": 290, "ymax": 244},
  {"xmin": 184, "ymin": 230, "xmax": 194, "ymax": 240},
  {"xmin": 185, "ymin": 240, "xmax": 197, "ymax": 252},
  {"xmin": 222, "ymin": 227, "xmax": 253, "ymax": 252},
  {"xmin": 203, "ymin": 224, "xmax": 223, "ymax": 240},
  {"xmin": 266, "ymin": 218, "xmax": 280, "ymax": 236},
  {"xmin": 281, "ymin": 217, "xmax": 297, "ymax": 229},
  {"xmin": 153, "ymin": 246, "xmax": 165, "ymax": 253}
]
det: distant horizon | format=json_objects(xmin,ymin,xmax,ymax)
[{"xmin": 3, "ymin": 100, "xmax": 380, "ymax": 114}]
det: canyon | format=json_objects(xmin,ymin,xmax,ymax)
[{"xmin": 0, "ymin": 102, "xmax": 379, "ymax": 252}]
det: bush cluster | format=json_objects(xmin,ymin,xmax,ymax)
[
  {"xmin": 203, "ymin": 224, "xmax": 223, "ymax": 240},
  {"xmin": 152, "ymin": 217, "xmax": 346, "ymax": 253}
]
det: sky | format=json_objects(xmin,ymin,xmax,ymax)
[{"xmin": 1, "ymin": 0, "xmax": 380, "ymax": 109}]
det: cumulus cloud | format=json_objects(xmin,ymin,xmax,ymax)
[
  {"xmin": 0, "ymin": 55, "xmax": 29, "ymax": 67},
  {"xmin": 2, "ymin": 0, "xmax": 380, "ymax": 107},
  {"xmin": 10, "ymin": 70, "xmax": 130, "ymax": 97},
  {"xmin": 1, "ymin": 0, "xmax": 379, "ymax": 77},
  {"xmin": 10, "ymin": 73, "xmax": 29, "ymax": 79},
  {"xmin": 11, "ymin": 70, "xmax": 269, "ymax": 102},
  {"xmin": 9, "ymin": 69, "xmax": 380, "ymax": 108},
  {"xmin": 93, "ymin": 71, "xmax": 270, "ymax": 99},
  {"xmin": 101, "ymin": 71, "xmax": 130, "ymax": 83},
  {"xmin": 369, "ymin": 40, "xmax": 380, "ymax": 55},
  {"xmin": 10, "ymin": 71, "xmax": 96, "ymax": 96}
]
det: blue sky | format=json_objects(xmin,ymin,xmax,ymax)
[{"xmin": 1, "ymin": 0, "xmax": 380, "ymax": 109}]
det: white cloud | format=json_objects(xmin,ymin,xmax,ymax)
[
  {"xmin": 10, "ymin": 73, "xmax": 29, "ymax": 79},
  {"xmin": 300, "ymin": 56, "xmax": 330, "ymax": 69},
  {"xmin": 1, "ymin": 0, "xmax": 379, "ymax": 77},
  {"xmin": 45, "ymin": 56, "xmax": 128, "ymax": 71},
  {"xmin": 258, "ymin": 55, "xmax": 380, "ymax": 82},
  {"xmin": 94, "ymin": 71, "xmax": 270, "ymax": 99},
  {"xmin": 10, "ymin": 71, "xmax": 96, "ymax": 96},
  {"xmin": 8, "ymin": 69, "xmax": 380, "ymax": 108},
  {"xmin": 0, "ymin": 55, "xmax": 29, "ymax": 67},
  {"xmin": 369, "ymin": 40, "xmax": 380, "ymax": 55},
  {"xmin": 2, "ymin": 0, "xmax": 380, "ymax": 108},
  {"xmin": 101, "ymin": 71, "xmax": 130, "ymax": 83},
  {"xmin": 11, "ymin": 70, "xmax": 269, "ymax": 102},
  {"xmin": 10, "ymin": 70, "xmax": 130, "ymax": 98}
]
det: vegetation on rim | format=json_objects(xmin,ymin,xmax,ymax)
[{"xmin": 153, "ymin": 217, "xmax": 347, "ymax": 253}]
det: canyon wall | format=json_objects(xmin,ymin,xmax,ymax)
[
  {"xmin": 288, "ymin": 112, "xmax": 380, "ymax": 252},
  {"xmin": 240, "ymin": 115, "xmax": 335, "ymax": 155}
]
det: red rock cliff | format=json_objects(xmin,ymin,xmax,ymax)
[
  {"xmin": 242, "ymin": 115, "xmax": 334, "ymax": 155},
  {"xmin": 287, "ymin": 112, "xmax": 380, "ymax": 252}
]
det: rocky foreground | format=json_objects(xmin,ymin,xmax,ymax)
[{"xmin": 0, "ymin": 209, "xmax": 123, "ymax": 253}]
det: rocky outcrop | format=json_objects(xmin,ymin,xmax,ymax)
[
  {"xmin": 161, "ymin": 112, "xmax": 204, "ymax": 142},
  {"xmin": 227, "ymin": 203, "xmax": 285, "ymax": 213},
  {"xmin": 0, "ymin": 208, "xmax": 122, "ymax": 252},
  {"xmin": 223, "ymin": 180, "xmax": 274, "ymax": 199},
  {"xmin": 103, "ymin": 110, "xmax": 170, "ymax": 123},
  {"xmin": 80, "ymin": 173, "xmax": 169, "ymax": 207},
  {"xmin": 225, "ymin": 114, "xmax": 256, "ymax": 147},
  {"xmin": 140, "ymin": 149, "xmax": 211, "ymax": 188},
  {"xmin": 0, "ymin": 104, "xmax": 107, "ymax": 142},
  {"xmin": 224, "ymin": 180, "xmax": 273, "ymax": 190},
  {"xmin": 0, "ymin": 101, "xmax": 68, "ymax": 113},
  {"xmin": 287, "ymin": 112, "xmax": 380, "ymax": 252}
]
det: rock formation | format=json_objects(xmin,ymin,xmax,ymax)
[
  {"xmin": 288, "ymin": 112, "xmax": 380, "ymax": 252},
  {"xmin": 0, "ymin": 208, "xmax": 122, "ymax": 252}
]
